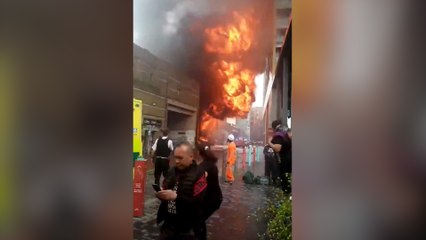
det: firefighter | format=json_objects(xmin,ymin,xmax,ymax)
[{"xmin": 225, "ymin": 134, "xmax": 236, "ymax": 184}]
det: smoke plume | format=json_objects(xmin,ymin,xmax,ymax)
[
  {"xmin": 163, "ymin": 0, "xmax": 273, "ymax": 114},
  {"xmin": 134, "ymin": 0, "xmax": 274, "ymax": 141}
]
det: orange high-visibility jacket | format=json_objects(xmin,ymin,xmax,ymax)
[{"xmin": 227, "ymin": 142, "xmax": 236, "ymax": 165}]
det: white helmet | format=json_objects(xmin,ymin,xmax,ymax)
[{"xmin": 227, "ymin": 134, "xmax": 235, "ymax": 141}]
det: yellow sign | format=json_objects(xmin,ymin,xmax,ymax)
[
  {"xmin": 0, "ymin": 53, "xmax": 15, "ymax": 231},
  {"xmin": 133, "ymin": 98, "xmax": 143, "ymax": 156}
]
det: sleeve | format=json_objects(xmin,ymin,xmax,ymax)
[
  {"xmin": 271, "ymin": 136, "xmax": 284, "ymax": 146},
  {"xmin": 151, "ymin": 139, "xmax": 158, "ymax": 152},
  {"xmin": 161, "ymin": 178, "xmax": 167, "ymax": 190},
  {"xmin": 206, "ymin": 166, "xmax": 223, "ymax": 215},
  {"xmin": 168, "ymin": 139, "xmax": 174, "ymax": 151},
  {"xmin": 210, "ymin": 167, "xmax": 221, "ymax": 198}
]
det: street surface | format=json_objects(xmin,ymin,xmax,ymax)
[{"xmin": 133, "ymin": 146, "xmax": 273, "ymax": 240}]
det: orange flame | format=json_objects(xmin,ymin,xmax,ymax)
[
  {"xmin": 199, "ymin": 112, "xmax": 220, "ymax": 143},
  {"xmin": 204, "ymin": 12, "xmax": 255, "ymax": 55},
  {"xmin": 199, "ymin": 10, "xmax": 258, "ymax": 141},
  {"xmin": 213, "ymin": 60, "xmax": 256, "ymax": 117}
]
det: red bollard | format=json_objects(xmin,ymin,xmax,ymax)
[
  {"xmin": 242, "ymin": 146, "xmax": 247, "ymax": 165},
  {"xmin": 133, "ymin": 160, "xmax": 147, "ymax": 217}
]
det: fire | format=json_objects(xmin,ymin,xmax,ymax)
[
  {"xmin": 213, "ymin": 60, "xmax": 255, "ymax": 117},
  {"xmin": 199, "ymin": 10, "xmax": 258, "ymax": 142},
  {"xmin": 199, "ymin": 112, "xmax": 219, "ymax": 143},
  {"xmin": 204, "ymin": 12, "xmax": 255, "ymax": 55}
]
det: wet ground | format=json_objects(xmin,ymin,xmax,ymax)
[{"xmin": 134, "ymin": 146, "xmax": 274, "ymax": 240}]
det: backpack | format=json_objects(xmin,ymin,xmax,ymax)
[
  {"xmin": 242, "ymin": 171, "xmax": 255, "ymax": 184},
  {"xmin": 253, "ymin": 176, "xmax": 261, "ymax": 185},
  {"xmin": 263, "ymin": 145, "xmax": 275, "ymax": 159}
]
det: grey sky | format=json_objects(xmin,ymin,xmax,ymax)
[{"xmin": 133, "ymin": 0, "xmax": 175, "ymax": 58}]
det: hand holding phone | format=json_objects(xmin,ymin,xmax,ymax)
[{"xmin": 152, "ymin": 184, "xmax": 162, "ymax": 192}]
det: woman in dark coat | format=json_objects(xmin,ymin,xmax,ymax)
[{"xmin": 196, "ymin": 144, "xmax": 223, "ymax": 240}]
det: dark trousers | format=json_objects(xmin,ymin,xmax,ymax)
[
  {"xmin": 197, "ymin": 222, "xmax": 206, "ymax": 240},
  {"xmin": 280, "ymin": 172, "xmax": 291, "ymax": 194},
  {"xmin": 264, "ymin": 157, "xmax": 279, "ymax": 182},
  {"xmin": 195, "ymin": 209, "xmax": 218, "ymax": 240},
  {"xmin": 280, "ymin": 160, "xmax": 292, "ymax": 193},
  {"xmin": 158, "ymin": 223, "xmax": 196, "ymax": 240},
  {"xmin": 155, "ymin": 157, "xmax": 170, "ymax": 185}
]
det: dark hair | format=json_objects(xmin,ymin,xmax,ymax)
[
  {"xmin": 272, "ymin": 120, "xmax": 282, "ymax": 131},
  {"xmin": 161, "ymin": 128, "xmax": 169, "ymax": 136},
  {"xmin": 197, "ymin": 144, "xmax": 218, "ymax": 163}
]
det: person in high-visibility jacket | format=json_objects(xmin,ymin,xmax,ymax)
[{"xmin": 226, "ymin": 134, "xmax": 236, "ymax": 184}]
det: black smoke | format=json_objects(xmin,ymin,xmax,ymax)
[{"xmin": 135, "ymin": 0, "xmax": 274, "ymax": 119}]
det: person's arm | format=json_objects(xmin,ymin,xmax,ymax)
[
  {"xmin": 268, "ymin": 137, "xmax": 282, "ymax": 153},
  {"xmin": 210, "ymin": 166, "xmax": 222, "ymax": 197},
  {"xmin": 168, "ymin": 139, "xmax": 174, "ymax": 151},
  {"xmin": 168, "ymin": 139, "xmax": 174, "ymax": 158},
  {"xmin": 150, "ymin": 139, "xmax": 158, "ymax": 158}
]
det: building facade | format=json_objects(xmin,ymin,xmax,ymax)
[
  {"xmin": 249, "ymin": 107, "xmax": 266, "ymax": 143},
  {"xmin": 133, "ymin": 44, "xmax": 200, "ymax": 157},
  {"xmin": 263, "ymin": 0, "xmax": 292, "ymax": 141}
]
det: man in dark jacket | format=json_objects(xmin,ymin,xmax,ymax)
[
  {"xmin": 156, "ymin": 141, "xmax": 207, "ymax": 240},
  {"xmin": 268, "ymin": 120, "xmax": 292, "ymax": 193}
]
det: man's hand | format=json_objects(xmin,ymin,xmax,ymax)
[{"xmin": 155, "ymin": 190, "xmax": 177, "ymax": 201}]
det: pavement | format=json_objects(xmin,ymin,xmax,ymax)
[{"xmin": 133, "ymin": 146, "xmax": 275, "ymax": 240}]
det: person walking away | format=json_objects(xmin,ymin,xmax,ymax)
[
  {"xmin": 156, "ymin": 141, "xmax": 208, "ymax": 240},
  {"xmin": 195, "ymin": 144, "xmax": 223, "ymax": 240},
  {"xmin": 152, "ymin": 128, "xmax": 174, "ymax": 186},
  {"xmin": 225, "ymin": 134, "xmax": 236, "ymax": 184},
  {"xmin": 268, "ymin": 120, "xmax": 292, "ymax": 193}
]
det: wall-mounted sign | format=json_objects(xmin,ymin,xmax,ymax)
[
  {"xmin": 143, "ymin": 118, "xmax": 162, "ymax": 128},
  {"xmin": 133, "ymin": 98, "xmax": 143, "ymax": 155}
]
